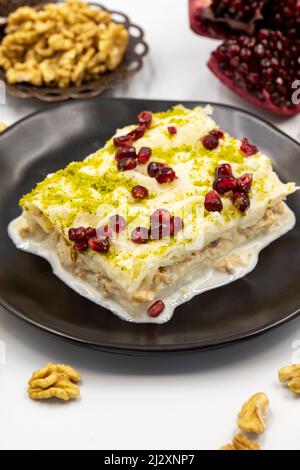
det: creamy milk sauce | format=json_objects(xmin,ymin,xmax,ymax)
[{"xmin": 8, "ymin": 205, "xmax": 296, "ymax": 324}]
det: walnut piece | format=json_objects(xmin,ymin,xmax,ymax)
[
  {"xmin": 237, "ymin": 392, "xmax": 269, "ymax": 434},
  {"xmin": 28, "ymin": 362, "xmax": 81, "ymax": 401},
  {"xmin": 220, "ymin": 434, "xmax": 260, "ymax": 451},
  {"xmin": 278, "ymin": 364, "xmax": 300, "ymax": 394}
]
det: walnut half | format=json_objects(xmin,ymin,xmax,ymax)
[
  {"xmin": 237, "ymin": 392, "xmax": 269, "ymax": 434},
  {"xmin": 28, "ymin": 362, "xmax": 81, "ymax": 401},
  {"xmin": 278, "ymin": 364, "xmax": 300, "ymax": 394},
  {"xmin": 220, "ymin": 433, "xmax": 260, "ymax": 451}
]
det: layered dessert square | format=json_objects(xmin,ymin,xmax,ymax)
[{"xmin": 9, "ymin": 105, "xmax": 296, "ymax": 323}]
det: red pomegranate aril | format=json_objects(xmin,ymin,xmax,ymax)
[
  {"xmin": 155, "ymin": 167, "xmax": 176, "ymax": 184},
  {"xmin": 85, "ymin": 227, "xmax": 97, "ymax": 240},
  {"xmin": 170, "ymin": 216, "xmax": 184, "ymax": 236},
  {"xmin": 138, "ymin": 110, "xmax": 152, "ymax": 128},
  {"xmin": 148, "ymin": 300, "xmax": 165, "ymax": 318},
  {"xmin": 210, "ymin": 129, "xmax": 224, "ymax": 139},
  {"xmin": 109, "ymin": 214, "xmax": 127, "ymax": 234},
  {"xmin": 216, "ymin": 163, "xmax": 232, "ymax": 177},
  {"xmin": 147, "ymin": 162, "xmax": 165, "ymax": 177},
  {"xmin": 68, "ymin": 227, "xmax": 86, "ymax": 242},
  {"xmin": 213, "ymin": 176, "xmax": 237, "ymax": 194},
  {"xmin": 97, "ymin": 225, "xmax": 112, "ymax": 239},
  {"xmin": 167, "ymin": 126, "xmax": 177, "ymax": 135},
  {"xmin": 232, "ymin": 191, "xmax": 250, "ymax": 212},
  {"xmin": 127, "ymin": 126, "xmax": 146, "ymax": 141},
  {"xmin": 131, "ymin": 185, "xmax": 149, "ymax": 200},
  {"xmin": 150, "ymin": 222, "xmax": 171, "ymax": 240},
  {"xmin": 150, "ymin": 208, "xmax": 171, "ymax": 225},
  {"xmin": 204, "ymin": 190, "xmax": 223, "ymax": 212},
  {"xmin": 131, "ymin": 226, "xmax": 149, "ymax": 244},
  {"xmin": 236, "ymin": 173, "xmax": 253, "ymax": 193},
  {"xmin": 113, "ymin": 135, "xmax": 133, "ymax": 148},
  {"xmin": 118, "ymin": 156, "xmax": 137, "ymax": 171},
  {"xmin": 115, "ymin": 146, "xmax": 137, "ymax": 162},
  {"xmin": 240, "ymin": 137, "xmax": 259, "ymax": 156},
  {"xmin": 137, "ymin": 147, "xmax": 152, "ymax": 164},
  {"xmin": 201, "ymin": 133, "xmax": 219, "ymax": 150},
  {"xmin": 75, "ymin": 241, "xmax": 88, "ymax": 252},
  {"xmin": 88, "ymin": 236, "xmax": 110, "ymax": 253}
]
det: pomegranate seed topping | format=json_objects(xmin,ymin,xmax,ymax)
[
  {"xmin": 204, "ymin": 190, "xmax": 223, "ymax": 212},
  {"xmin": 170, "ymin": 216, "xmax": 184, "ymax": 236},
  {"xmin": 97, "ymin": 225, "xmax": 112, "ymax": 238},
  {"xmin": 68, "ymin": 227, "xmax": 86, "ymax": 242},
  {"xmin": 75, "ymin": 241, "xmax": 88, "ymax": 252},
  {"xmin": 155, "ymin": 167, "xmax": 176, "ymax": 184},
  {"xmin": 150, "ymin": 222, "xmax": 171, "ymax": 240},
  {"xmin": 131, "ymin": 226, "xmax": 149, "ymax": 244},
  {"xmin": 127, "ymin": 126, "xmax": 146, "ymax": 141},
  {"xmin": 109, "ymin": 214, "xmax": 127, "ymax": 234},
  {"xmin": 113, "ymin": 135, "xmax": 133, "ymax": 148},
  {"xmin": 236, "ymin": 173, "xmax": 253, "ymax": 193},
  {"xmin": 147, "ymin": 162, "xmax": 165, "ymax": 177},
  {"xmin": 115, "ymin": 146, "xmax": 137, "ymax": 162},
  {"xmin": 201, "ymin": 134, "xmax": 219, "ymax": 150},
  {"xmin": 85, "ymin": 227, "xmax": 97, "ymax": 240},
  {"xmin": 131, "ymin": 185, "xmax": 149, "ymax": 200},
  {"xmin": 167, "ymin": 126, "xmax": 177, "ymax": 135},
  {"xmin": 213, "ymin": 175, "xmax": 237, "ymax": 194},
  {"xmin": 216, "ymin": 163, "xmax": 232, "ymax": 177},
  {"xmin": 138, "ymin": 110, "xmax": 152, "ymax": 128},
  {"xmin": 137, "ymin": 147, "xmax": 152, "ymax": 164},
  {"xmin": 240, "ymin": 138, "xmax": 259, "ymax": 156},
  {"xmin": 147, "ymin": 300, "xmax": 165, "ymax": 318},
  {"xmin": 150, "ymin": 208, "xmax": 171, "ymax": 225},
  {"xmin": 88, "ymin": 236, "xmax": 110, "ymax": 253},
  {"xmin": 118, "ymin": 156, "xmax": 137, "ymax": 171},
  {"xmin": 210, "ymin": 129, "xmax": 224, "ymax": 139},
  {"xmin": 232, "ymin": 192, "xmax": 250, "ymax": 213}
]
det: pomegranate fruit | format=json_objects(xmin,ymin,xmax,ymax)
[
  {"xmin": 231, "ymin": 191, "xmax": 251, "ymax": 212},
  {"xmin": 137, "ymin": 147, "xmax": 152, "ymax": 164},
  {"xmin": 150, "ymin": 209, "xmax": 171, "ymax": 225},
  {"xmin": 138, "ymin": 110, "xmax": 152, "ymax": 128},
  {"xmin": 147, "ymin": 300, "xmax": 165, "ymax": 318},
  {"xmin": 201, "ymin": 133, "xmax": 219, "ymax": 150},
  {"xmin": 240, "ymin": 137, "xmax": 258, "ymax": 156},
  {"xmin": 167, "ymin": 126, "xmax": 177, "ymax": 135},
  {"xmin": 216, "ymin": 163, "xmax": 232, "ymax": 176},
  {"xmin": 170, "ymin": 216, "xmax": 184, "ymax": 236},
  {"xmin": 97, "ymin": 225, "xmax": 112, "ymax": 239},
  {"xmin": 118, "ymin": 156, "xmax": 137, "ymax": 171},
  {"xmin": 147, "ymin": 162, "xmax": 165, "ymax": 177},
  {"xmin": 204, "ymin": 190, "xmax": 223, "ymax": 212},
  {"xmin": 75, "ymin": 241, "xmax": 88, "ymax": 252},
  {"xmin": 88, "ymin": 236, "xmax": 110, "ymax": 253},
  {"xmin": 115, "ymin": 146, "xmax": 137, "ymax": 162},
  {"xmin": 236, "ymin": 173, "xmax": 253, "ymax": 193},
  {"xmin": 131, "ymin": 226, "xmax": 149, "ymax": 244},
  {"xmin": 208, "ymin": 30, "xmax": 300, "ymax": 116},
  {"xmin": 155, "ymin": 167, "xmax": 177, "ymax": 184},
  {"xmin": 68, "ymin": 226, "xmax": 87, "ymax": 242},
  {"xmin": 131, "ymin": 185, "xmax": 149, "ymax": 200},
  {"xmin": 213, "ymin": 175, "xmax": 237, "ymax": 194}
]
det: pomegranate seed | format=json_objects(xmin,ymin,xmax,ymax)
[
  {"xmin": 170, "ymin": 216, "xmax": 184, "ymax": 236},
  {"xmin": 127, "ymin": 126, "xmax": 146, "ymax": 141},
  {"xmin": 150, "ymin": 222, "xmax": 171, "ymax": 240},
  {"xmin": 155, "ymin": 167, "xmax": 176, "ymax": 184},
  {"xmin": 213, "ymin": 176, "xmax": 237, "ymax": 194},
  {"xmin": 147, "ymin": 300, "xmax": 165, "ymax": 318},
  {"xmin": 85, "ymin": 227, "xmax": 97, "ymax": 240},
  {"xmin": 97, "ymin": 225, "xmax": 112, "ymax": 238},
  {"xmin": 115, "ymin": 146, "xmax": 137, "ymax": 162},
  {"xmin": 138, "ymin": 110, "xmax": 152, "ymax": 128},
  {"xmin": 216, "ymin": 163, "xmax": 232, "ymax": 177},
  {"xmin": 232, "ymin": 192, "xmax": 250, "ymax": 213},
  {"xmin": 88, "ymin": 236, "xmax": 110, "ymax": 253},
  {"xmin": 167, "ymin": 126, "xmax": 177, "ymax": 135},
  {"xmin": 137, "ymin": 147, "xmax": 152, "ymax": 164},
  {"xmin": 204, "ymin": 190, "xmax": 223, "ymax": 212},
  {"xmin": 210, "ymin": 129, "xmax": 224, "ymax": 139},
  {"xmin": 118, "ymin": 156, "xmax": 137, "ymax": 171},
  {"xmin": 131, "ymin": 185, "xmax": 149, "ymax": 200},
  {"xmin": 201, "ymin": 134, "xmax": 219, "ymax": 150},
  {"xmin": 75, "ymin": 241, "xmax": 88, "ymax": 252},
  {"xmin": 240, "ymin": 138, "xmax": 259, "ymax": 156},
  {"xmin": 113, "ymin": 135, "xmax": 133, "ymax": 148},
  {"xmin": 109, "ymin": 214, "xmax": 127, "ymax": 233},
  {"xmin": 68, "ymin": 227, "xmax": 86, "ymax": 242},
  {"xmin": 236, "ymin": 173, "xmax": 253, "ymax": 193},
  {"xmin": 131, "ymin": 227, "xmax": 149, "ymax": 244},
  {"xmin": 150, "ymin": 208, "xmax": 171, "ymax": 225},
  {"xmin": 147, "ymin": 162, "xmax": 165, "ymax": 177}
]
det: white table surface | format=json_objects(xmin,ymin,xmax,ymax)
[{"xmin": 1, "ymin": 0, "xmax": 300, "ymax": 451}]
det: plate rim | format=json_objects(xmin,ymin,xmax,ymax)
[{"xmin": 1, "ymin": 97, "xmax": 300, "ymax": 354}]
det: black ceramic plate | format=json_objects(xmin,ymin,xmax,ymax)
[{"xmin": 0, "ymin": 98, "xmax": 299, "ymax": 354}]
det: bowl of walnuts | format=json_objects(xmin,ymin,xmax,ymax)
[{"xmin": 0, "ymin": 0, "xmax": 149, "ymax": 101}]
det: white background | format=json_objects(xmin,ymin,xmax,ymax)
[{"xmin": 0, "ymin": 0, "xmax": 300, "ymax": 450}]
